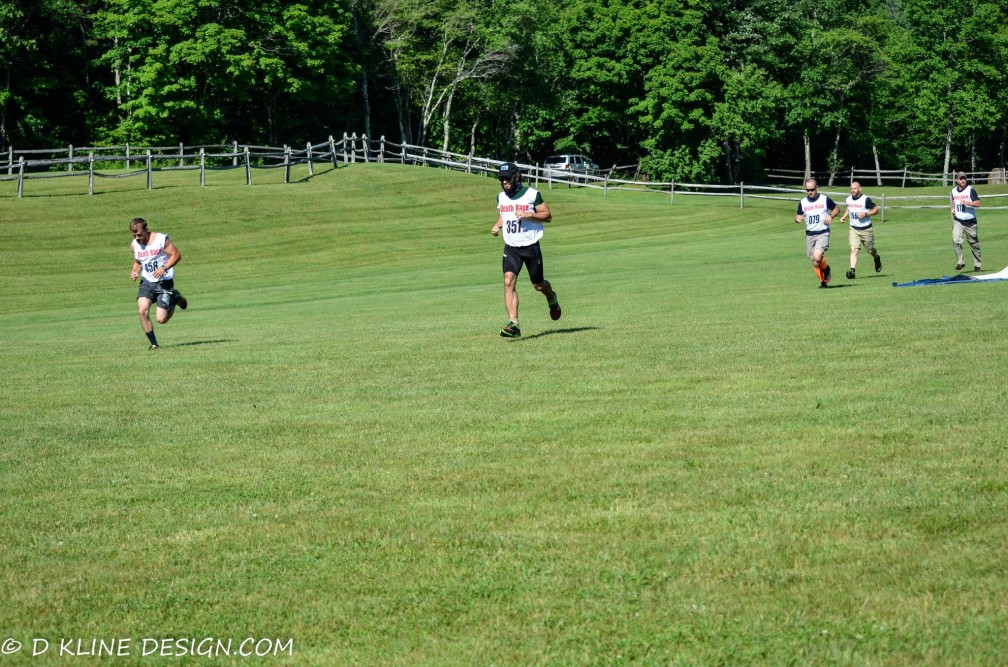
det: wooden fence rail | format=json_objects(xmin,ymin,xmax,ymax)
[
  {"xmin": 3, "ymin": 133, "xmax": 1007, "ymax": 213},
  {"xmin": 764, "ymin": 166, "xmax": 1008, "ymax": 188}
]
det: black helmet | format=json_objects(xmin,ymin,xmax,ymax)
[{"xmin": 498, "ymin": 162, "xmax": 522, "ymax": 190}]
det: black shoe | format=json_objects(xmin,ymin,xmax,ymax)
[
  {"xmin": 973, "ymin": 266, "xmax": 982, "ymax": 273},
  {"xmin": 874, "ymin": 254, "xmax": 882, "ymax": 272},
  {"xmin": 955, "ymin": 262, "xmax": 965, "ymax": 271},
  {"xmin": 823, "ymin": 264, "xmax": 832, "ymax": 283},
  {"xmin": 820, "ymin": 281, "xmax": 829, "ymax": 289},
  {"xmin": 548, "ymin": 294, "xmax": 561, "ymax": 321},
  {"xmin": 500, "ymin": 322, "xmax": 521, "ymax": 338},
  {"xmin": 846, "ymin": 268, "xmax": 855, "ymax": 279},
  {"xmin": 175, "ymin": 290, "xmax": 188, "ymax": 310},
  {"xmin": 149, "ymin": 344, "xmax": 160, "ymax": 351}
]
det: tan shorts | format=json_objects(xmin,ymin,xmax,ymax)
[
  {"xmin": 806, "ymin": 232, "xmax": 830, "ymax": 259},
  {"xmin": 849, "ymin": 226, "xmax": 875, "ymax": 252}
]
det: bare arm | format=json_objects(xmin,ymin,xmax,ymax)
[
  {"xmin": 152, "ymin": 240, "xmax": 181, "ymax": 280},
  {"xmin": 520, "ymin": 201, "xmax": 552, "ymax": 223}
]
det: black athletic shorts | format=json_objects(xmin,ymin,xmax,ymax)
[
  {"xmin": 503, "ymin": 242, "xmax": 545, "ymax": 284},
  {"xmin": 137, "ymin": 278, "xmax": 176, "ymax": 310}
]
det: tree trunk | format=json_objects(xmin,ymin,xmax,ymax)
[
  {"xmin": 441, "ymin": 88, "xmax": 454, "ymax": 153},
  {"xmin": 804, "ymin": 131, "xmax": 811, "ymax": 181},
  {"xmin": 512, "ymin": 104, "xmax": 520, "ymax": 158},
  {"xmin": 828, "ymin": 124, "xmax": 840, "ymax": 186},
  {"xmin": 723, "ymin": 139, "xmax": 734, "ymax": 184},
  {"xmin": 469, "ymin": 120, "xmax": 477, "ymax": 161},
  {"xmin": 351, "ymin": 7, "xmax": 372, "ymax": 139},
  {"xmin": 942, "ymin": 114, "xmax": 953, "ymax": 186},
  {"xmin": 0, "ymin": 67, "xmax": 9, "ymax": 151},
  {"xmin": 392, "ymin": 82, "xmax": 411, "ymax": 144},
  {"xmin": 872, "ymin": 142, "xmax": 882, "ymax": 186},
  {"xmin": 267, "ymin": 94, "xmax": 278, "ymax": 146},
  {"xmin": 113, "ymin": 38, "xmax": 122, "ymax": 106}
]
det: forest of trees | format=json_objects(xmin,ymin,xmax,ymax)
[{"xmin": 1, "ymin": 0, "xmax": 1006, "ymax": 183}]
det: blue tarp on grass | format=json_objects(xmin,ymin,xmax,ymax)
[{"xmin": 893, "ymin": 266, "xmax": 1008, "ymax": 287}]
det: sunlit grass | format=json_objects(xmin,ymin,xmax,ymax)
[{"xmin": 1, "ymin": 165, "xmax": 1007, "ymax": 665}]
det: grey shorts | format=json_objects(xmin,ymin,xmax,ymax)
[
  {"xmin": 137, "ymin": 278, "xmax": 175, "ymax": 310},
  {"xmin": 806, "ymin": 232, "xmax": 829, "ymax": 259}
]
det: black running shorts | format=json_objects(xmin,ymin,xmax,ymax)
[{"xmin": 502, "ymin": 242, "xmax": 545, "ymax": 284}]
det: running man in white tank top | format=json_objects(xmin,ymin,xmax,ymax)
[
  {"xmin": 130, "ymin": 217, "xmax": 188, "ymax": 349},
  {"xmin": 839, "ymin": 181, "xmax": 882, "ymax": 279},
  {"xmin": 491, "ymin": 163, "xmax": 561, "ymax": 337},
  {"xmin": 795, "ymin": 178, "xmax": 839, "ymax": 289}
]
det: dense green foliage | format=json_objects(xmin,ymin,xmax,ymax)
[
  {"xmin": 2, "ymin": 166, "xmax": 1008, "ymax": 663},
  {"xmin": 1, "ymin": 0, "xmax": 1007, "ymax": 181}
]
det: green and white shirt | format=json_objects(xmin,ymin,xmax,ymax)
[{"xmin": 497, "ymin": 185, "xmax": 545, "ymax": 247}]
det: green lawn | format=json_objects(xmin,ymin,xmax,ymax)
[{"xmin": 1, "ymin": 165, "xmax": 1007, "ymax": 665}]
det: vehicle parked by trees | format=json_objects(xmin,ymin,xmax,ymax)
[{"xmin": 543, "ymin": 154, "xmax": 598, "ymax": 175}]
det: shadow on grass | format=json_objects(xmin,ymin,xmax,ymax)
[
  {"xmin": 167, "ymin": 339, "xmax": 235, "ymax": 348},
  {"xmin": 517, "ymin": 326, "xmax": 599, "ymax": 341}
]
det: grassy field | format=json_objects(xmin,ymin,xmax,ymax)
[{"xmin": 2, "ymin": 164, "xmax": 1007, "ymax": 665}]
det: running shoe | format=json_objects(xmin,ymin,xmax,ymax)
[{"xmin": 548, "ymin": 294, "xmax": 561, "ymax": 321}]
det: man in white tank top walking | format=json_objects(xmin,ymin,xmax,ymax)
[{"xmin": 950, "ymin": 171, "xmax": 982, "ymax": 272}]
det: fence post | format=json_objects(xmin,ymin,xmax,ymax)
[
  {"xmin": 126, "ymin": 142, "xmax": 131, "ymax": 170},
  {"xmin": 362, "ymin": 134, "xmax": 369, "ymax": 163},
  {"xmin": 146, "ymin": 150, "xmax": 152, "ymax": 190},
  {"xmin": 17, "ymin": 156, "xmax": 24, "ymax": 197},
  {"xmin": 670, "ymin": 180, "xmax": 675, "ymax": 205},
  {"xmin": 307, "ymin": 141, "xmax": 314, "ymax": 176},
  {"xmin": 901, "ymin": 167, "xmax": 907, "ymax": 188},
  {"xmin": 233, "ymin": 140, "xmax": 239, "ymax": 167},
  {"xmin": 7, "ymin": 146, "xmax": 12, "ymax": 175},
  {"xmin": 199, "ymin": 148, "xmax": 206, "ymax": 186},
  {"xmin": 68, "ymin": 144, "xmax": 74, "ymax": 172},
  {"xmin": 740, "ymin": 181, "xmax": 744, "ymax": 209},
  {"xmin": 88, "ymin": 152, "xmax": 95, "ymax": 195},
  {"xmin": 179, "ymin": 142, "xmax": 184, "ymax": 167},
  {"xmin": 380, "ymin": 135, "xmax": 386, "ymax": 163},
  {"xmin": 284, "ymin": 146, "xmax": 291, "ymax": 183},
  {"xmin": 350, "ymin": 133, "xmax": 358, "ymax": 163},
  {"xmin": 342, "ymin": 133, "xmax": 349, "ymax": 163},
  {"xmin": 329, "ymin": 135, "xmax": 337, "ymax": 168},
  {"xmin": 881, "ymin": 192, "xmax": 886, "ymax": 224},
  {"xmin": 245, "ymin": 146, "xmax": 251, "ymax": 185}
]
